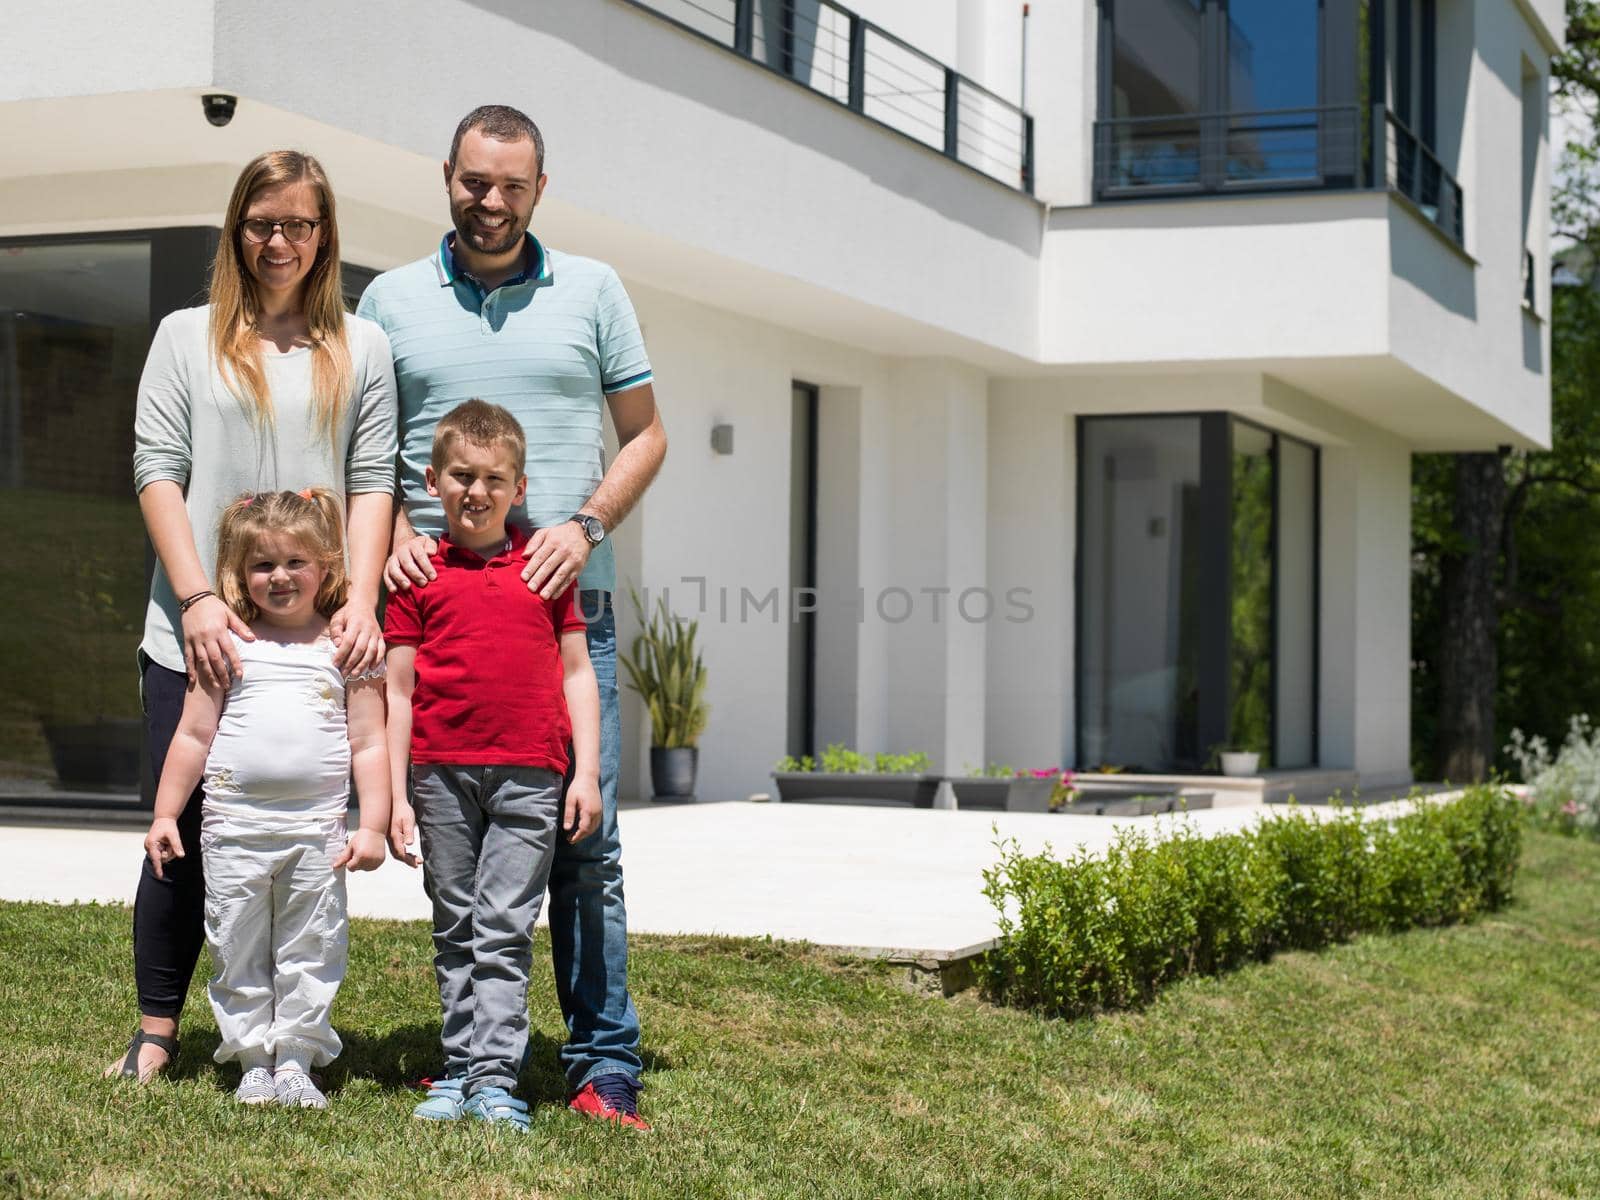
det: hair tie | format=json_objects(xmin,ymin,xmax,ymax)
[
  {"xmin": 298, "ymin": 488, "xmax": 315, "ymax": 501},
  {"xmin": 241, "ymin": 494, "xmax": 256, "ymax": 507}
]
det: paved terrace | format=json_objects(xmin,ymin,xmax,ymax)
[{"xmin": 3, "ymin": 796, "xmax": 1431, "ymax": 964}]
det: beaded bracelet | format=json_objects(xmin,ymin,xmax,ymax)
[{"xmin": 178, "ymin": 589, "xmax": 216, "ymax": 613}]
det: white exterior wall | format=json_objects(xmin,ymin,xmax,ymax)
[{"xmin": 0, "ymin": 0, "xmax": 215, "ymax": 100}]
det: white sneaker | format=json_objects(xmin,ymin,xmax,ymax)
[
  {"xmin": 235, "ymin": 1066, "xmax": 276, "ymax": 1105},
  {"xmin": 274, "ymin": 1070, "xmax": 328, "ymax": 1109}
]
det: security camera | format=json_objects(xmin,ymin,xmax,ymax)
[{"xmin": 202, "ymin": 94, "xmax": 237, "ymax": 127}]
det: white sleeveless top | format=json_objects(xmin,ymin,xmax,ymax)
[{"xmin": 201, "ymin": 633, "xmax": 378, "ymax": 837}]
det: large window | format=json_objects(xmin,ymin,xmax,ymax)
[
  {"xmin": 1077, "ymin": 415, "xmax": 1318, "ymax": 773},
  {"xmin": 0, "ymin": 231, "xmax": 378, "ymax": 807},
  {"xmin": 0, "ymin": 238, "xmax": 154, "ymax": 795},
  {"xmin": 1096, "ymin": 0, "xmax": 1364, "ymax": 197}
]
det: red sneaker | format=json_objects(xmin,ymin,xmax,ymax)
[{"xmin": 569, "ymin": 1078, "xmax": 651, "ymax": 1131}]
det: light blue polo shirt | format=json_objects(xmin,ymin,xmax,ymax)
[{"xmin": 357, "ymin": 232, "xmax": 653, "ymax": 592}]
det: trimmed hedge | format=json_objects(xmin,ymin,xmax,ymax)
[{"xmin": 981, "ymin": 786, "xmax": 1522, "ymax": 1018}]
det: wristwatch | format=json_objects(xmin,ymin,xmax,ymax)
[{"xmin": 569, "ymin": 513, "xmax": 606, "ymax": 545}]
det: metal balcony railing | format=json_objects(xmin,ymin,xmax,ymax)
[
  {"xmin": 1093, "ymin": 105, "xmax": 1364, "ymax": 196},
  {"xmin": 622, "ymin": 0, "xmax": 1035, "ymax": 194},
  {"xmin": 1092, "ymin": 104, "xmax": 1467, "ymax": 250},
  {"xmin": 1383, "ymin": 109, "xmax": 1464, "ymax": 247}
]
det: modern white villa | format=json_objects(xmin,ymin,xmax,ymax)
[{"xmin": 0, "ymin": 0, "xmax": 1561, "ymax": 805}]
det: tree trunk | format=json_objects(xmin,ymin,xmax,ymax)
[{"xmin": 1436, "ymin": 452, "xmax": 1506, "ymax": 782}]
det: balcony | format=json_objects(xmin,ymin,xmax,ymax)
[
  {"xmin": 1093, "ymin": 104, "xmax": 1465, "ymax": 249},
  {"xmin": 623, "ymin": 0, "xmax": 1035, "ymax": 194}
]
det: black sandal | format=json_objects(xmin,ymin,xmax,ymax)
[{"xmin": 115, "ymin": 1030, "xmax": 180, "ymax": 1079}]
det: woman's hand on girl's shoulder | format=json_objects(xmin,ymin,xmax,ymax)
[
  {"xmin": 329, "ymin": 599, "xmax": 385, "ymax": 677},
  {"xmin": 182, "ymin": 595, "xmax": 253, "ymax": 688}
]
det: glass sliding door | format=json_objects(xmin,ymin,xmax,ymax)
[
  {"xmin": 1104, "ymin": 0, "xmax": 1207, "ymax": 189},
  {"xmin": 1078, "ymin": 416, "xmax": 1208, "ymax": 771},
  {"xmin": 1224, "ymin": 0, "xmax": 1326, "ymax": 184},
  {"xmin": 0, "ymin": 238, "xmax": 152, "ymax": 792},
  {"xmin": 1077, "ymin": 414, "xmax": 1319, "ymax": 773},
  {"xmin": 1097, "ymin": 0, "xmax": 1366, "ymax": 196}
]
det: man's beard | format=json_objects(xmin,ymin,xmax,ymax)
[{"xmin": 450, "ymin": 202, "xmax": 528, "ymax": 257}]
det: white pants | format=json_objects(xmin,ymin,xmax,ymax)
[{"xmin": 202, "ymin": 824, "xmax": 348, "ymax": 1070}]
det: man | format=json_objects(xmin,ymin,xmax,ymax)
[{"xmin": 359, "ymin": 104, "xmax": 666, "ymax": 1130}]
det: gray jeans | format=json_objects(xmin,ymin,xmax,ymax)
[{"xmin": 412, "ymin": 764, "xmax": 563, "ymax": 1096}]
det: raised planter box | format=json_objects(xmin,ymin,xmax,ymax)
[
  {"xmin": 1061, "ymin": 790, "xmax": 1215, "ymax": 817},
  {"xmin": 771, "ymin": 772, "xmax": 941, "ymax": 808},
  {"xmin": 948, "ymin": 776, "xmax": 1055, "ymax": 813}
]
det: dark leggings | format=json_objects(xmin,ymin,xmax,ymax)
[{"xmin": 131, "ymin": 657, "xmax": 206, "ymax": 1019}]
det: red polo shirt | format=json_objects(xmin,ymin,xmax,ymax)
[{"xmin": 384, "ymin": 527, "xmax": 587, "ymax": 772}]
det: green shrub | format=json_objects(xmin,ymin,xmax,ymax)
[
  {"xmin": 774, "ymin": 744, "xmax": 929, "ymax": 774},
  {"xmin": 983, "ymin": 786, "xmax": 1522, "ymax": 1018},
  {"xmin": 873, "ymin": 751, "xmax": 930, "ymax": 774}
]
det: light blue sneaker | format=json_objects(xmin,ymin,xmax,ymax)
[
  {"xmin": 464, "ymin": 1086, "xmax": 531, "ymax": 1132},
  {"xmin": 412, "ymin": 1076, "xmax": 466, "ymax": 1122}
]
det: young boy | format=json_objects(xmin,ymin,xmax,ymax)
[{"xmin": 384, "ymin": 399, "xmax": 601, "ymax": 1131}]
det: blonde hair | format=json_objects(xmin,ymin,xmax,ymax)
[
  {"xmin": 209, "ymin": 150, "xmax": 354, "ymax": 444},
  {"xmin": 431, "ymin": 399, "xmax": 527, "ymax": 474},
  {"xmin": 215, "ymin": 489, "xmax": 349, "ymax": 622}
]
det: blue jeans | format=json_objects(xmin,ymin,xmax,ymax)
[{"xmin": 548, "ymin": 591, "xmax": 642, "ymax": 1090}]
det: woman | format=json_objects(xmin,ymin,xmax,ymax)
[{"xmin": 108, "ymin": 150, "xmax": 397, "ymax": 1080}]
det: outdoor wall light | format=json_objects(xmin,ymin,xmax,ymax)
[{"xmin": 710, "ymin": 423, "xmax": 734, "ymax": 455}]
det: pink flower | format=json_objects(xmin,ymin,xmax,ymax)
[{"xmin": 1562, "ymin": 799, "xmax": 1581, "ymax": 816}]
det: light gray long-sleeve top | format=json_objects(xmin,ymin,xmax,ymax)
[{"xmin": 133, "ymin": 305, "xmax": 398, "ymax": 673}]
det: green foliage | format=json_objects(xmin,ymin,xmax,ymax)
[
  {"xmin": 982, "ymin": 786, "xmax": 1522, "ymax": 1018},
  {"xmin": 873, "ymin": 751, "xmax": 930, "ymax": 774},
  {"xmin": 1229, "ymin": 443, "xmax": 1273, "ymax": 758},
  {"xmin": 820, "ymin": 743, "xmax": 869, "ymax": 773},
  {"xmin": 961, "ymin": 762, "xmax": 1017, "ymax": 778},
  {"xmin": 1508, "ymin": 715, "xmax": 1600, "ymax": 837},
  {"xmin": 618, "ymin": 588, "xmax": 709, "ymax": 749},
  {"xmin": 773, "ymin": 744, "xmax": 930, "ymax": 774}
]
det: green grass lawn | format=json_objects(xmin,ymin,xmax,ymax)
[{"xmin": 3, "ymin": 831, "xmax": 1598, "ymax": 1200}]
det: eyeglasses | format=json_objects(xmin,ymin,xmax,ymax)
[{"xmin": 240, "ymin": 218, "xmax": 322, "ymax": 244}]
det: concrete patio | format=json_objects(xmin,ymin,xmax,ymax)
[{"xmin": 2, "ymin": 793, "xmax": 1432, "ymax": 988}]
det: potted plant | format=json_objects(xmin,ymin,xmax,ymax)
[
  {"xmin": 772, "ymin": 744, "xmax": 940, "ymax": 807},
  {"xmin": 1214, "ymin": 746, "xmax": 1263, "ymax": 777},
  {"xmin": 949, "ymin": 765, "xmax": 1066, "ymax": 813},
  {"xmin": 37, "ymin": 554, "xmax": 142, "ymax": 789},
  {"xmin": 619, "ymin": 589, "xmax": 708, "ymax": 802}
]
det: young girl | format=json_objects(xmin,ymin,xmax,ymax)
[{"xmin": 144, "ymin": 489, "xmax": 389, "ymax": 1108}]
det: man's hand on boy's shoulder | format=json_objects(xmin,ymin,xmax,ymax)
[
  {"xmin": 521, "ymin": 522, "xmax": 591, "ymax": 601},
  {"xmin": 564, "ymin": 775, "xmax": 601, "ymax": 842},
  {"xmin": 385, "ymin": 533, "xmax": 438, "ymax": 592}
]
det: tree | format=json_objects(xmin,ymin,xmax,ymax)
[{"xmin": 1414, "ymin": 0, "xmax": 1600, "ymax": 780}]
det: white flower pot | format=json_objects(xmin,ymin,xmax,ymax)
[{"xmin": 1219, "ymin": 751, "xmax": 1260, "ymax": 777}]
